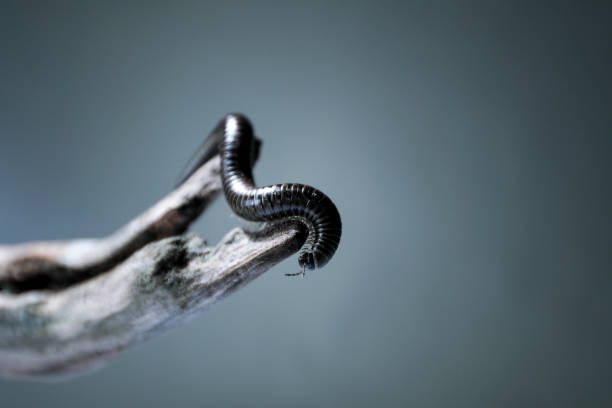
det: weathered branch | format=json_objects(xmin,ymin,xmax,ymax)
[
  {"xmin": 0, "ymin": 155, "xmax": 306, "ymax": 380},
  {"xmin": 0, "ymin": 226, "xmax": 304, "ymax": 380}
]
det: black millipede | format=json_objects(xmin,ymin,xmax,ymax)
[{"xmin": 177, "ymin": 113, "xmax": 342, "ymax": 276}]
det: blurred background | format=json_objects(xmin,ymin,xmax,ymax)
[{"xmin": 1, "ymin": 1, "xmax": 611, "ymax": 407}]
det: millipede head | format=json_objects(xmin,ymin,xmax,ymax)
[{"xmin": 297, "ymin": 251, "xmax": 316, "ymax": 271}]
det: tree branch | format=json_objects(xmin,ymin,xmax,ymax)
[{"xmin": 0, "ymin": 156, "xmax": 306, "ymax": 380}]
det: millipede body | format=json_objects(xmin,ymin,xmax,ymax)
[{"xmin": 178, "ymin": 113, "xmax": 342, "ymax": 275}]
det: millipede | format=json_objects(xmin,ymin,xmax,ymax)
[{"xmin": 177, "ymin": 113, "xmax": 342, "ymax": 277}]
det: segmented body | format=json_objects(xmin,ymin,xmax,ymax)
[{"xmin": 178, "ymin": 113, "xmax": 342, "ymax": 273}]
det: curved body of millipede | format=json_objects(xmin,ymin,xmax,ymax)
[{"xmin": 177, "ymin": 113, "xmax": 342, "ymax": 276}]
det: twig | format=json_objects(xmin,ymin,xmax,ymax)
[{"xmin": 0, "ymin": 156, "xmax": 306, "ymax": 380}]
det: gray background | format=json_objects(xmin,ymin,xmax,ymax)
[{"xmin": 1, "ymin": 1, "xmax": 611, "ymax": 407}]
